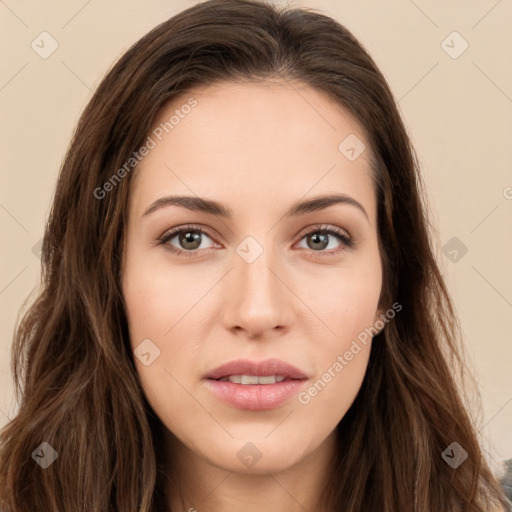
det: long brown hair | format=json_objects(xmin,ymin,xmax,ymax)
[{"xmin": 0, "ymin": 0, "xmax": 508, "ymax": 510}]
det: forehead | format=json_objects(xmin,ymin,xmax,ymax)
[{"xmin": 129, "ymin": 79, "xmax": 377, "ymax": 222}]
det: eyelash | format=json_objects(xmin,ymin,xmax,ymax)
[{"xmin": 157, "ymin": 223, "xmax": 354, "ymax": 258}]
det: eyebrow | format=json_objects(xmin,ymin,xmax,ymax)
[{"xmin": 142, "ymin": 193, "xmax": 369, "ymax": 222}]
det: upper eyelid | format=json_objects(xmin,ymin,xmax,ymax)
[
  {"xmin": 160, "ymin": 224, "xmax": 217, "ymax": 243},
  {"xmin": 159, "ymin": 223, "xmax": 352, "ymax": 246},
  {"xmin": 300, "ymin": 223, "xmax": 351, "ymax": 238}
]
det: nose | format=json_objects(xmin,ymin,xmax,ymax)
[{"xmin": 222, "ymin": 242, "xmax": 294, "ymax": 339}]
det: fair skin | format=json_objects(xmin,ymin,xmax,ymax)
[{"xmin": 121, "ymin": 79, "xmax": 383, "ymax": 512}]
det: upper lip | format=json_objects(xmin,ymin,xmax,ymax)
[{"xmin": 205, "ymin": 358, "xmax": 308, "ymax": 380}]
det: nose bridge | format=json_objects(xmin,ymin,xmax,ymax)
[{"xmin": 224, "ymin": 234, "xmax": 291, "ymax": 334}]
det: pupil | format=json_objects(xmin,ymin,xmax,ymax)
[
  {"xmin": 180, "ymin": 231, "xmax": 201, "ymax": 249},
  {"xmin": 309, "ymin": 233, "xmax": 328, "ymax": 250}
]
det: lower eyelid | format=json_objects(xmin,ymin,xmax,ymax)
[
  {"xmin": 160, "ymin": 229, "xmax": 216, "ymax": 250},
  {"xmin": 295, "ymin": 230, "xmax": 352, "ymax": 252},
  {"xmin": 159, "ymin": 226, "xmax": 353, "ymax": 255}
]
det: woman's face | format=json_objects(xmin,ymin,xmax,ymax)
[{"xmin": 122, "ymin": 80, "xmax": 383, "ymax": 474}]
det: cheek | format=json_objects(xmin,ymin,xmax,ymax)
[
  {"xmin": 122, "ymin": 249, "xmax": 201, "ymax": 344},
  {"xmin": 314, "ymin": 300, "xmax": 376, "ymax": 397},
  {"xmin": 295, "ymin": 300, "xmax": 376, "ymax": 424},
  {"xmin": 297, "ymin": 256, "xmax": 381, "ymax": 412},
  {"xmin": 122, "ymin": 247, "xmax": 209, "ymax": 395},
  {"xmin": 122, "ymin": 255, "xmax": 204, "ymax": 433},
  {"xmin": 301, "ymin": 247, "xmax": 382, "ymax": 347}
]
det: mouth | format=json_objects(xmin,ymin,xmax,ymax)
[
  {"xmin": 203, "ymin": 358, "xmax": 309, "ymax": 410},
  {"xmin": 204, "ymin": 357, "xmax": 309, "ymax": 381},
  {"xmin": 212, "ymin": 374, "xmax": 299, "ymax": 384}
]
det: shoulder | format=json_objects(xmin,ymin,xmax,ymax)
[{"xmin": 495, "ymin": 458, "xmax": 512, "ymax": 512}]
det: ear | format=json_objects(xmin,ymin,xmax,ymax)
[
  {"xmin": 373, "ymin": 306, "xmax": 383, "ymax": 324},
  {"xmin": 372, "ymin": 307, "xmax": 386, "ymax": 336}
]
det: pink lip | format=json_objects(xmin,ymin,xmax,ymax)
[
  {"xmin": 204, "ymin": 358, "xmax": 308, "ymax": 380},
  {"xmin": 204, "ymin": 379, "xmax": 307, "ymax": 410},
  {"xmin": 203, "ymin": 358, "xmax": 308, "ymax": 410}
]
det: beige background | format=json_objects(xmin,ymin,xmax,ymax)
[{"xmin": 1, "ymin": 0, "xmax": 511, "ymax": 473}]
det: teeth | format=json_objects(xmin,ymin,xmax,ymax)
[{"xmin": 222, "ymin": 375, "xmax": 287, "ymax": 384}]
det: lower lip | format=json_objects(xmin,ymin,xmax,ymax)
[{"xmin": 204, "ymin": 378, "xmax": 307, "ymax": 410}]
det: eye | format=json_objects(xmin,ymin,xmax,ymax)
[
  {"xmin": 158, "ymin": 224, "xmax": 218, "ymax": 257},
  {"xmin": 158, "ymin": 223, "xmax": 354, "ymax": 258},
  {"xmin": 295, "ymin": 224, "xmax": 353, "ymax": 256}
]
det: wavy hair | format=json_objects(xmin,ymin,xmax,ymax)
[{"xmin": 0, "ymin": 0, "xmax": 508, "ymax": 510}]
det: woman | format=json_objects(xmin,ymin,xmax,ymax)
[{"xmin": 0, "ymin": 0, "xmax": 509, "ymax": 510}]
